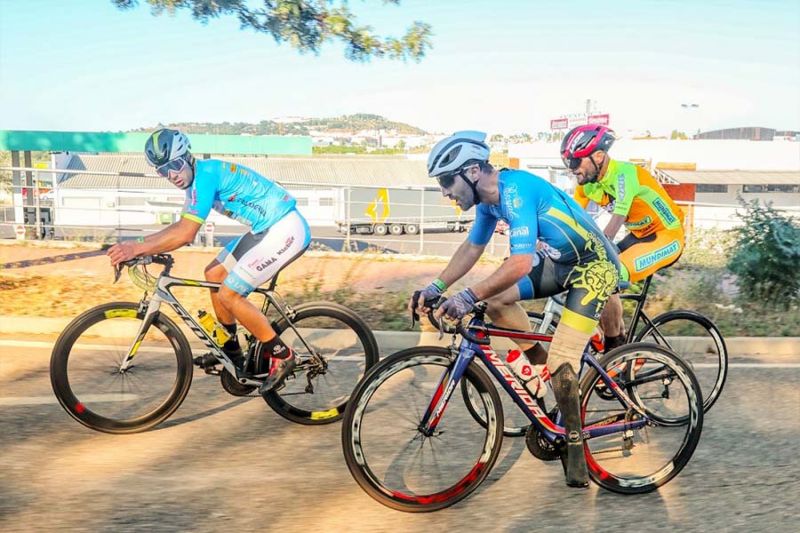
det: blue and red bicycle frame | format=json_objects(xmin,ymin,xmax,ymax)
[{"xmin": 418, "ymin": 312, "xmax": 650, "ymax": 443}]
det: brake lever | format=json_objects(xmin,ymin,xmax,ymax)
[{"xmin": 113, "ymin": 264, "xmax": 123, "ymax": 284}]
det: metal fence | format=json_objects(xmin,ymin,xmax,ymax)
[{"xmin": 1, "ymin": 165, "xmax": 798, "ymax": 258}]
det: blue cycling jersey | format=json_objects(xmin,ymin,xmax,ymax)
[
  {"xmin": 468, "ymin": 169, "xmax": 613, "ymax": 264},
  {"xmin": 181, "ymin": 159, "xmax": 296, "ymax": 233}
]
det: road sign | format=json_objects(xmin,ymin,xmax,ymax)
[{"xmin": 14, "ymin": 224, "xmax": 25, "ymax": 240}]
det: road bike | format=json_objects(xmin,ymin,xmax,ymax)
[
  {"xmin": 528, "ymin": 274, "xmax": 727, "ymax": 417},
  {"xmin": 341, "ymin": 301, "xmax": 703, "ymax": 512},
  {"xmin": 51, "ymin": 253, "xmax": 379, "ymax": 434}
]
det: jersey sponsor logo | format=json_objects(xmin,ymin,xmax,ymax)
[
  {"xmin": 617, "ymin": 173, "xmax": 626, "ymax": 201},
  {"xmin": 229, "ymin": 197, "xmax": 269, "ymax": 219},
  {"xmin": 230, "ymin": 164, "xmax": 237, "ymax": 172},
  {"xmin": 538, "ymin": 241, "xmax": 562, "ymax": 260},
  {"xmin": 634, "ymin": 240, "xmax": 680, "ymax": 271},
  {"xmin": 510, "ymin": 226, "xmax": 529, "ymax": 238},
  {"xmin": 626, "ymin": 215, "xmax": 653, "ymax": 229},
  {"xmin": 652, "ymin": 198, "xmax": 678, "ymax": 225},
  {"xmin": 228, "ymin": 193, "xmax": 237, "ymax": 202},
  {"xmin": 255, "ymin": 257, "xmax": 278, "ymax": 272},
  {"xmin": 502, "ymin": 183, "xmax": 522, "ymax": 220},
  {"xmin": 278, "ymin": 235, "xmax": 295, "ymax": 254}
]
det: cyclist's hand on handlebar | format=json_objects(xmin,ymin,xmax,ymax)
[
  {"xmin": 408, "ymin": 282, "xmax": 445, "ymax": 317},
  {"xmin": 107, "ymin": 241, "xmax": 139, "ymax": 267},
  {"xmin": 434, "ymin": 288, "xmax": 478, "ymax": 321}
]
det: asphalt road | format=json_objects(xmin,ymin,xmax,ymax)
[{"xmin": 1, "ymin": 334, "xmax": 798, "ymax": 532}]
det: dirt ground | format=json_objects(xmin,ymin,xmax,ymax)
[{"xmin": 0, "ymin": 242, "xmax": 511, "ymax": 329}]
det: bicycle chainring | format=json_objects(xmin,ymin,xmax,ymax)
[
  {"xmin": 525, "ymin": 424, "xmax": 561, "ymax": 461},
  {"xmin": 220, "ymin": 370, "xmax": 259, "ymax": 397}
]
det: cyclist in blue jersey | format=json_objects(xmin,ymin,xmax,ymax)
[
  {"xmin": 107, "ymin": 129, "xmax": 310, "ymax": 393},
  {"xmin": 410, "ymin": 131, "xmax": 620, "ymax": 488}
]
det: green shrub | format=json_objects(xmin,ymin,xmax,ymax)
[{"xmin": 727, "ymin": 199, "xmax": 800, "ymax": 308}]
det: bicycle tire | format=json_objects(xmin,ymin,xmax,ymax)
[
  {"xmin": 581, "ymin": 342, "xmax": 704, "ymax": 494},
  {"xmin": 263, "ymin": 302, "xmax": 379, "ymax": 425},
  {"xmin": 634, "ymin": 310, "xmax": 727, "ymax": 413},
  {"xmin": 50, "ymin": 302, "xmax": 193, "ymax": 434},
  {"xmin": 342, "ymin": 346, "xmax": 504, "ymax": 512}
]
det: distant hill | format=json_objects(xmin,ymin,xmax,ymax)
[{"xmin": 131, "ymin": 114, "xmax": 428, "ymax": 136}]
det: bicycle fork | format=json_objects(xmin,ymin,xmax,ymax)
[
  {"xmin": 418, "ymin": 346, "xmax": 476, "ymax": 436},
  {"xmin": 118, "ymin": 295, "xmax": 163, "ymax": 372}
]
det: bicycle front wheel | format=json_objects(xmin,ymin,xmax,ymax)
[
  {"xmin": 342, "ymin": 347, "xmax": 504, "ymax": 512},
  {"xmin": 50, "ymin": 302, "xmax": 193, "ymax": 434},
  {"xmin": 581, "ymin": 343, "xmax": 703, "ymax": 494},
  {"xmin": 263, "ymin": 302, "xmax": 379, "ymax": 425},
  {"xmin": 635, "ymin": 310, "xmax": 727, "ymax": 413}
]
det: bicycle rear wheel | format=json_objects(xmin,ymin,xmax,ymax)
[
  {"xmin": 342, "ymin": 347, "xmax": 504, "ymax": 512},
  {"xmin": 263, "ymin": 302, "xmax": 379, "ymax": 425},
  {"xmin": 581, "ymin": 343, "xmax": 703, "ymax": 494},
  {"xmin": 635, "ymin": 310, "xmax": 727, "ymax": 413},
  {"xmin": 50, "ymin": 302, "xmax": 193, "ymax": 434}
]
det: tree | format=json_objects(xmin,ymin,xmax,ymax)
[{"xmin": 112, "ymin": 1, "xmax": 432, "ymax": 62}]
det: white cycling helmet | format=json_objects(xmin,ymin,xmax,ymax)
[
  {"xmin": 144, "ymin": 128, "xmax": 192, "ymax": 167},
  {"xmin": 427, "ymin": 131, "xmax": 490, "ymax": 177}
]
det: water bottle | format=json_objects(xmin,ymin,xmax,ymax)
[
  {"xmin": 506, "ymin": 350, "xmax": 548, "ymax": 398},
  {"xmin": 197, "ymin": 309, "xmax": 231, "ymax": 346}
]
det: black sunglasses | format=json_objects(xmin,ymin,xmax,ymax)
[
  {"xmin": 436, "ymin": 172, "xmax": 459, "ymax": 189},
  {"xmin": 562, "ymin": 155, "xmax": 582, "ymax": 170}
]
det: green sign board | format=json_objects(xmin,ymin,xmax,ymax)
[{"xmin": 0, "ymin": 130, "xmax": 312, "ymax": 156}]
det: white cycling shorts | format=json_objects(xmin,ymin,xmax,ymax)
[{"xmin": 217, "ymin": 209, "xmax": 311, "ymax": 296}]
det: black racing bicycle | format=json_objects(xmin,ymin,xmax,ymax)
[
  {"xmin": 529, "ymin": 274, "xmax": 727, "ymax": 415},
  {"xmin": 50, "ymin": 253, "xmax": 379, "ymax": 434}
]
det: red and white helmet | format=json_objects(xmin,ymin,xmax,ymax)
[{"xmin": 560, "ymin": 125, "xmax": 615, "ymax": 170}]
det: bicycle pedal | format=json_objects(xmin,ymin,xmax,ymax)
[{"xmin": 204, "ymin": 367, "xmax": 221, "ymax": 376}]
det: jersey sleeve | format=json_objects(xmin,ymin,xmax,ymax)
[
  {"xmin": 611, "ymin": 169, "xmax": 639, "ymax": 217},
  {"xmin": 181, "ymin": 169, "xmax": 217, "ymax": 224},
  {"xmin": 573, "ymin": 185, "xmax": 590, "ymax": 208},
  {"xmin": 505, "ymin": 183, "xmax": 538, "ymax": 256},
  {"xmin": 467, "ymin": 203, "xmax": 497, "ymax": 246}
]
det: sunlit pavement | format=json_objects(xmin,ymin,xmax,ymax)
[{"xmin": 1, "ymin": 335, "xmax": 798, "ymax": 532}]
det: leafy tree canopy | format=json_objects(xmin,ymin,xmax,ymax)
[{"xmin": 112, "ymin": 0, "xmax": 432, "ymax": 61}]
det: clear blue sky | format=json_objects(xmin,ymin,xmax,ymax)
[{"xmin": 1, "ymin": 0, "xmax": 798, "ymax": 135}]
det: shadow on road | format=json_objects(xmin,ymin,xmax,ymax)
[{"xmin": 156, "ymin": 396, "xmax": 255, "ymax": 430}]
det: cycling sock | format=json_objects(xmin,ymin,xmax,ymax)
[
  {"xmin": 547, "ymin": 323, "xmax": 591, "ymax": 375},
  {"xmin": 524, "ymin": 343, "xmax": 549, "ymax": 365},
  {"xmin": 221, "ymin": 323, "xmax": 240, "ymax": 353},
  {"xmin": 260, "ymin": 336, "xmax": 291, "ymax": 360},
  {"xmin": 604, "ymin": 334, "xmax": 627, "ymax": 354}
]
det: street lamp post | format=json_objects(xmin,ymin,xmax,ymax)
[{"xmin": 681, "ymin": 103, "xmax": 700, "ymax": 138}]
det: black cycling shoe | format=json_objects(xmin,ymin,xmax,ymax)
[
  {"xmin": 551, "ymin": 363, "xmax": 589, "ymax": 488},
  {"xmin": 259, "ymin": 351, "xmax": 297, "ymax": 394},
  {"xmin": 193, "ymin": 347, "xmax": 244, "ymax": 369}
]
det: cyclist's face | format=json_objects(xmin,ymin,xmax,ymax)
[
  {"xmin": 439, "ymin": 166, "xmax": 478, "ymax": 210},
  {"xmin": 167, "ymin": 160, "xmax": 194, "ymax": 190},
  {"xmin": 571, "ymin": 153, "xmax": 603, "ymax": 184}
]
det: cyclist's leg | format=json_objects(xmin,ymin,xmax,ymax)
[
  {"xmin": 216, "ymin": 210, "xmax": 311, "ymax": 391},
  {"xmin": 549, "ymin": 253, "xmax": 619, "ymax": 487}
]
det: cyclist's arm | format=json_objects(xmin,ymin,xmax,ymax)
[
  {"xmin": 603, "ymin": 214, "xmax": 626, "ymax": 241},
  {"xmin": 471, "ymin": 253, "xmax": 533, "ymax": 300},
  {"xmin": 134, "ymin": 217, "xmax": 201, "ymax": 256},
  {"xmin": 437, "ymin": 239, "xmax": 485, "ymax": 287}
]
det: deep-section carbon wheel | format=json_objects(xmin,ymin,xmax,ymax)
[
  {"xmin": 50, "ymin": 302, "xmax": 193, "ymax": 434},
  {"xmin": 581, "ymin": 342, "xmax": 704, "ymax": 494},
  {"xmin": 342, "ymin": 347, "xmax": 504, "ymax": 512}
]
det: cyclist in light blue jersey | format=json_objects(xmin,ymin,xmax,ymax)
[
  {"xmin": 410, "ymin": 131, "xmax": 620, "ymax": 488},
  {"xmin": 107, "ymin": 129, "xmax": 310, "ymax": 393}
]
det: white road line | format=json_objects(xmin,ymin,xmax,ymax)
[{"xmin": 0, "ymin": 393, "xmax": 139, "ymax": 406}]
